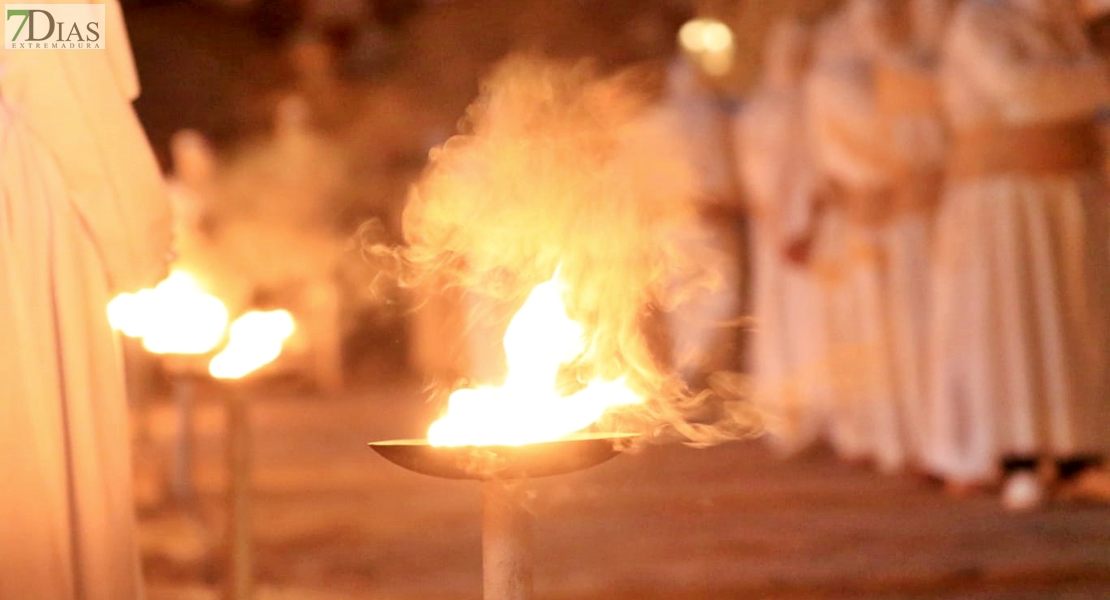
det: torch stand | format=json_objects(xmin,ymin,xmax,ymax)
[
  {"xmin": 482, "ymin": 480, "xmax": 534, "ymax": 600},
  {"xmin": 223, "ymin": 383, "xmax": 253, "ymax": 600},
  {"xmin": 369, "ymin": 434, "xmax": 634, "ymax": 600},
  {"xmin": 172, "ymin": 374, "xmax": 197, "ymax": 502}
]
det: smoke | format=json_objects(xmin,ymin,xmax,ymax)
[{"xmin": 371, "ymin": 55, "xmax": 759, "ymax": 446}]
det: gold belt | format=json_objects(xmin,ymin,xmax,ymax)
[
  {"xmin": 893, "ymin": 170, "xmax": 942, "ymax": 215},
  {"xmin": 947, "ymin": 118, "xmax": 1102, "ymax": 179}
]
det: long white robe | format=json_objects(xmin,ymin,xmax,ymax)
[
  {"xmin": 735, "ymin": 83, "xmax": 826, "ymax": 453},
  {"xmin": 925, "ymin": 0, "xmax": 1110, "ymax": 483},
  {"xmin": 0, "ymin": 1, "xmax": 171, "ymax": 598},
  {"xmin": 806, "ymin": 28, "xmax": 905, "ymax": 471},
  {"xmin": 875, "ymin": 54, "xmax": 947, "ymax": 467}
]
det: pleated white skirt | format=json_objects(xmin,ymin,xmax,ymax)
[
  {"xmin": 0, "ymin": 105, "xmax": 143, "ymax": 600},
  {"xmin": 924, "ymin": 172, "xmax": 1110, "ymax": 483}
]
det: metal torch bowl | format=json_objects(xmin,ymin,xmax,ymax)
[{"xmin": 368, "ymin": 432, "xmax": 637, "ymax": 480}]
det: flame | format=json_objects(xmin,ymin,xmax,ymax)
[
  {"xmin": 209, "ymin": 310, "xmax": 296, "ymax": 380},
  {"xmin": 108, "ymin": 271, "xmax": 297, "ymax": 380},
  {"xmin": 107, "ymin": 270, "xmax": 229, "ymax": 355},
  {"xmin": 427, "ymin": 271, "xmax": 643, "ymax": 447}
]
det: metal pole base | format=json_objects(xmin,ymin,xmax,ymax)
[
  {"xmin": 172, "ymin": 376, "xmax": 196, "ymax": 502},
  {"xmin": 482, "ymin": 480, "xmax": 533, "ymax": 600},
  {"xmin": 224, "ymin": 384, "xmax": 252, "ymax": 600}
]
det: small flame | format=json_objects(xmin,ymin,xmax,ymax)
[
  {"xmin": 209, "ymin": 310, "xmax": 296, "ymax": 380},
  {"xmin": 427, "ymin": 270, "xmax": 643, "ymax": 447},
  {"xmin": 107, "ymin": 270, "xmax": 229, "ymax": 355}
]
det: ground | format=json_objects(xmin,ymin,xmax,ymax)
[{"xmin": 134, "ymin": 373, "xmax": 1110, "ymax": 600}]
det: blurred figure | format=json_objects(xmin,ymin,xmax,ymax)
[
  {"xmin": 873, "ymin": 0, "xmax": 952, "ymax": 468},
  {"xmin": 799, "ymin": 8, "xmax": 858, "ymax": 462},
  {"xmin": 167, "ymin": 130, "xmax": 236, "ymax": 302},
  {"xmin": 656, "ymin": 55, "xmax": 745, "ymax": 385},
  {"xmin": 0, "ymin": 0, "xmax": 171, "ymax": 598},
  {"xmin": 167, "ymin": 99, "xmax": 349, "ymax": 391},
  {"xmin": 735, "ymin": 20, "xmax": 825, "ymax": 454},
  {"xmin": 926, "ymin": 0, "xmax": 1110, "ymax": 510},
  {"xmin": 806, "ymin": 0, "xmax": 903, "ymax": 472}
]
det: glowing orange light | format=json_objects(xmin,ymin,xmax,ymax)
[
  {"xmin": 678, "ymin": 18, "xmax": 735, "ymax": 77},
  {"xmin": 209, "ymin": 310, "xmax": 296, "ymax": 380},
  {"xmin": 107, "ymin": 270, "xmax": 229, "ymax": 355},
  {"xmin": 427, "ymin": 270, "xmax": 642, "ymax": 447}
]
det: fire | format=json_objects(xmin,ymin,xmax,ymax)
[
  {"xmin": 427, "ymin": 271, "xmax": 643, "ymax": 447},
  {"xmin": 109, "ymin": 271, "xmax": 296, "ymax": 380},
  {"xmin": 107, "ymin": 270, "xmax": 229, "ymax": 354},
  {"xmin": 209, "ymin": 310, "xmax": 296, "ymax": 380}
]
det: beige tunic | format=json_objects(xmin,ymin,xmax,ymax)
[
  {"xmin": 0, "ymin": 1, "xmax": 171, "ymax": 598},
  {"xmin": 926, "ymin": 0, "xmax": 1110, "ymax": 483}
]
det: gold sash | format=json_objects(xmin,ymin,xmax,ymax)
[
  {"xmin": 948, "ymin": 118, "xmax": 1102, "ymax": 179},
  {"xmin": 893, "ymin": 170, "xmax": 942, "ymax": 214}
]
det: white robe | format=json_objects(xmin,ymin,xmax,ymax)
[
  {"xmin": 875, "ymin": 54, "xmax": 947, "ymax": 466},
  {"xmin": 735, "ymin": 84, "xmax": 826, "ymax": 453},
  {"xmin": 925, "ymin": 0, "xmax": 1110, "ymax": 483},
  {"xmin": 0, "ymin": 1, "xmax": 171, "ymax": 598},
  {"xmin": 806, "ymin": 31, "xmax": 905, "ymax": 471}
]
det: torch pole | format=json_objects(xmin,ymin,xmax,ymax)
[
  {"xmin": 172, "ymin": 374, "xmax": 196, "ymax": 502},
  {"xmin": 224, "ymin": 382, "xmax": 253, "ymax": 600},
  {"xmin": 481, "ymin": 479, "xmax": 534, "ymax": 600}
]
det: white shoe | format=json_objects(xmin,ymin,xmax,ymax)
[{"xmin": 1002, "ymin": 471, "xmax": 1046, "ymax": 512}]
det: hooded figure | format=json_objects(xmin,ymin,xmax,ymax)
[
  {"xmin": 0, "ymin": 0, "xmax": 172, "ymax": 598},
  {"xmin": 805, "ymin": 0, "xmax": 905, "ymax": 472},
  {"xmin": 926, "ymin": 0, "xmax": 1110, "ymax": 510},
  {"xmin": 735, "ymin": 20, "xmax": 826, "ymax": 454}
]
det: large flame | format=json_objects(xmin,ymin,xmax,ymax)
[
  {"xmin": 427, "ymin": 271, "xmax": 643, "ymax": 447},
  {"xmin": 209, "ymin": 310, "xmax": 296, "ymax": 380},
  {"xmin": 109, "ymin": 271, "xmax": 296, "ymax": 380},
  {"xmin": 107, "ymin": 270, "xmax": 229, "ymax": 355}
]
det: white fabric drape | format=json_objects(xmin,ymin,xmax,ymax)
[{"xmin": 0, "ymin": 0, "xmax": 170, "ymax": 598}]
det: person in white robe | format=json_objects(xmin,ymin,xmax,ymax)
[
  {"xmin": 798, "ymin": 8, "xmax": 861, "ymax": 462},
  {"xmin": 925, "ymin": 0, "xmax": 1110, "ymax": 510},
  {"xmin": 0, "ymin": 0, "xmax": 172, "ymax": 597},
  {"xmin": 735, "ymin": 20, "xmax": 826, "ymax": 454},
  {"xmin": 656, "ymin": 56, "xmax": 745, "ymax": 386},
  {"xmin": 872, "ymin": 0, "xmax": 952, "ymax": 469},
  {"xmin": 806, "ymin": 0, "xmax": 904, "ymax": 472}
]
